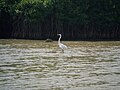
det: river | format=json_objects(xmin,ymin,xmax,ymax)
[{"xmin": 0, "ymin": 39, "xmax": 120, "ymax": 90}]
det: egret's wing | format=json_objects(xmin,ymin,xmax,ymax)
[{"xmin": 60, "ymin": 43, "xmax": 67, "ymax": 49}]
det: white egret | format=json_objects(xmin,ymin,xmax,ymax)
[{"xmin": 57, "ymin": 34, "xmax": 67, "ymax": 52}]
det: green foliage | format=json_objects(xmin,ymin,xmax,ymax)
[
  {"xmin": 0, "ymin": 0, "xmax": 120, "ymax": 40},
  {"xmin": 15, "ymin": 0, "xmax": 45, "ymax": 22},
  {"xmin": 0, "ymin": 0, "xmax": 120, "ymax": 24}
]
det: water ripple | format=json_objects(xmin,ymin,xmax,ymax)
[{"xmin": 0, "ymin": 40, "xmax": 120, "ymax": 90}]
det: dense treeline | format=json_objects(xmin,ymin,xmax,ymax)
[{"xmin": 0, "ymin": 0, "xmax": 120, "ymax": 40}]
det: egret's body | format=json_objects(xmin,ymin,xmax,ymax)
[{"xmin": 57, "ymin": 34, "xmax": 67, "ymax": 52}]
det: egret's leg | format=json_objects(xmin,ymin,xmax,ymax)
[{"xmin": 61, "ymin": 49, "xmax": 64, "ymax": 53}]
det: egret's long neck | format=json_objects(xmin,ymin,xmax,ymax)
[{"xmin": 58, "ymin": 35, "xmax": 61, "ymax": 45}]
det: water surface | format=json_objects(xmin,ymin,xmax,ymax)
[{"xmin": 0, "ymin": 39, "xmax": 120, "ymax": 90}]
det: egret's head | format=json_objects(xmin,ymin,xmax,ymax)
[{"xmin": 57, "ymin": 34, "xmax": 61, "ymax": 36}]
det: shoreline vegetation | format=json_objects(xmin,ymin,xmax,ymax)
[{"xmin": 0, "ymin": 0, "xmax": 120, "ymax": 40}]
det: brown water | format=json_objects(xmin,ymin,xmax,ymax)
[{"xmin": 0, "ymin": 39, "xmax": 120, "ymax": 90}]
